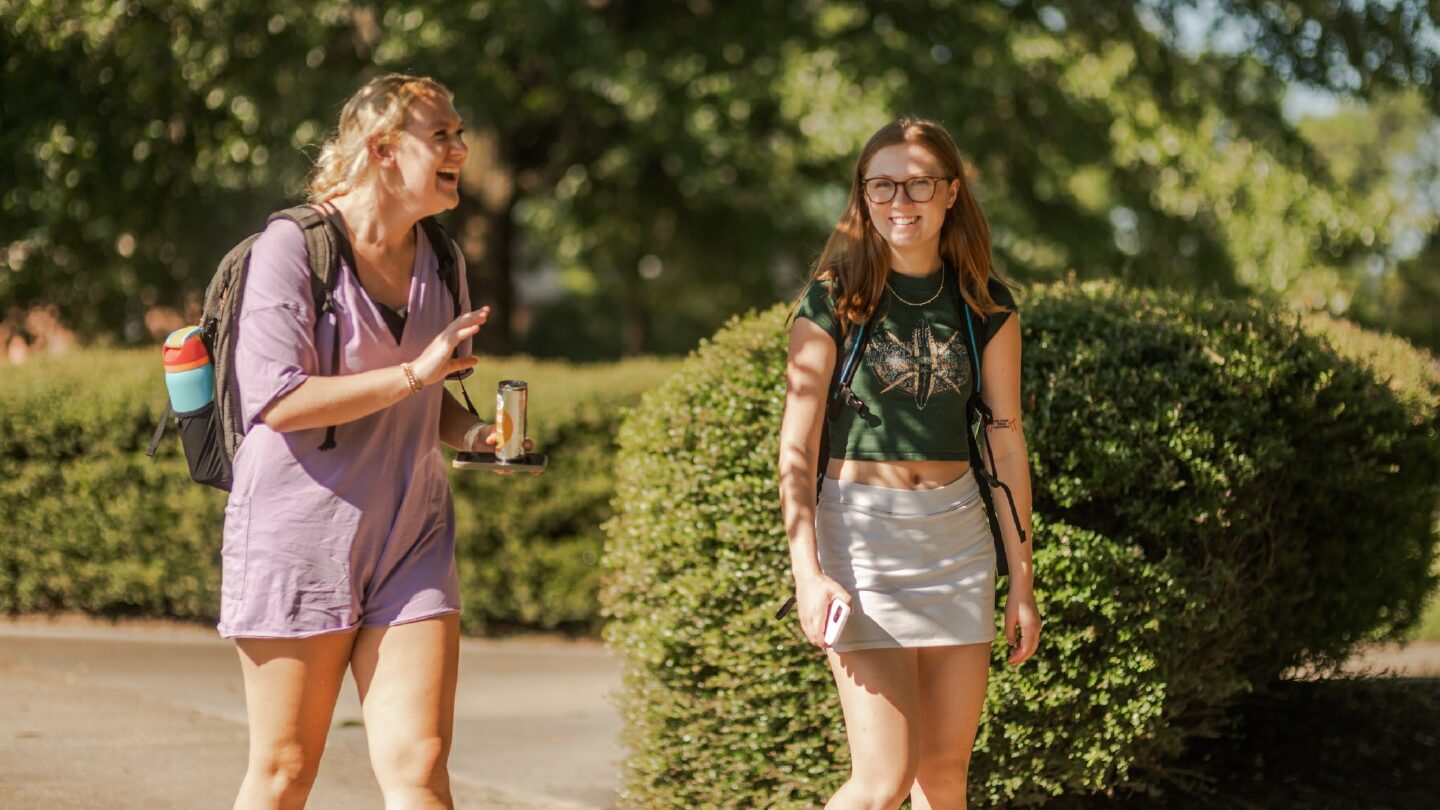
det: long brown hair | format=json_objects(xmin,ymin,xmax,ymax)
[{"xmin": 798, "ymin": 117, "xmax": 1009, "ymax": 333}]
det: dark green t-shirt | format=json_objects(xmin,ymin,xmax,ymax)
[{"xmin": 795, "ymin": 268, "xmax": 1017, "ymax": 461}]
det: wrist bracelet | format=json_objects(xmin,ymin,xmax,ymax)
[
  {"xmin": 462, "ymin": 421, "xmax": 489, "ymax": 452},
  {"xmin": 401, "ymin": 362, "xmax": 423, "ymax": 394}
]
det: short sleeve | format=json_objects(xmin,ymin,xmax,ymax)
[
  {"xmin": 794, "ymin": 281, "xmax": 840, "ymax": 340},
  {"xmin": 235, "ymin": 219, "xmax": 318, "ymax": 427},
  {"xmin": 982, "ymin": 277, "xmax": 1019, "ymax": 343}
]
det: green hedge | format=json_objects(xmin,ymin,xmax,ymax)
[
  {"xmin": 601, "ymin": 281, "xmax": 1440, "ymax": 807},
  {"xmin": 1024, "ymin": 287, "xmax": 1440, "ymax": 676},
  {"xmin": 0, "ymin": 348, "xmax": 676, "ymax": 634}
]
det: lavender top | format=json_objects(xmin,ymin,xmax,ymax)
[{"xmin": 220, "ymin": 217, "xmax": 471, "ymax": 634}]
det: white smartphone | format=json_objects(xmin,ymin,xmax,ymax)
[
  {"xmin": 452, "ymin": 451, "xmax": 548, "ymax": 473},
  {"xmin": 822, "ymin": 597, "xmax": 851, "ymax": 647}
]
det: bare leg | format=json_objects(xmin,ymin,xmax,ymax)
[
  {"xmin": 350, "ymin": 613, "xmax": 461, "ymax": 810},
  {"xmin": 233, "ymin": 630, "xmax": 358, "ymax": 810},
  {"xmin": 824, "ymin": 647, "xmax": 920, "ymax": 810},
  {"xmin": 910, "ymin": 643, "xmax": 992, "ymax": 810}
]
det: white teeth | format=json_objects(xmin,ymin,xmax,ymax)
[{"xmin": 891, "ymin": 216, "xmax": 919, "ymax": 225}]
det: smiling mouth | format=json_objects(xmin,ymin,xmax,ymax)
[
  {"xmin": 436, "ymin": 169, "xmax": 460, "ymax": 183},
  {"xmin": 891, "ymin": 215, "xmax": 920, "ymax": 226}
]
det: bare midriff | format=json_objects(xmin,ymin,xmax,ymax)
[{"xmin": 826, "ymin": 458, "xmax": 971, "ymax": 490}]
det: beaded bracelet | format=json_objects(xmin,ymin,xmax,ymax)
[{"xmin": 400, "ymin": 362, "xmax": 423, "ymax": 394}]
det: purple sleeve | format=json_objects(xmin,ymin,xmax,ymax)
[{"xmin": 236, "ymin": 219, "xmax": 318, "ymax": 427}]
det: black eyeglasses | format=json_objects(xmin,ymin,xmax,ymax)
[{"xmin": 863, "ymin": 175, "xmax": 950, "ymax": 204}]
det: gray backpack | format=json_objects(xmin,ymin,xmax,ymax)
[{"xmin": 146, "ymin": 205, "xmax": 468, "ymax": 491}]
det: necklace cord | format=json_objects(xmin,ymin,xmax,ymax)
[{"xmin": 886, "ymin": 271, "xmax": 944, "ymax": 307}]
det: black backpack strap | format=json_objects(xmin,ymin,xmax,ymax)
[
  {"xmin": 271, "ymin": 205, "xmax": 347, "ymax": 451},
  {"xmin": 776, "ymin": 314, "xmax": 872, "ymax": 621},
  {"xmin": 416, "ymin": 217, "xmax": 480, "ymax": 414},
  {"xmin": 418, "ymin": 217, "xmax": 461, "ymax": 320},
  {"xmin": 145, "ymin": 402, "xmax": 173, "ymax": 458},
  {"xmin": 819, "ymin": 321, "xmax": 870, "ymax": 493},
  {"xmin": 959, "ymin": 276, "xmax": 1028, "ymax": 578}
]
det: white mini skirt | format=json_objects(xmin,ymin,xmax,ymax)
[{"xmin": 815, "ymin": 471, "xmax": 997, "ymax": 652}]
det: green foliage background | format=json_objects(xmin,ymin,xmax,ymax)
[
  {"xmin": 601, "ymin": 284, "xmax": 1440, "ymax": 806},
  {"xmin": 3, "ymin": 1, "xmax": 1438, "ymax": 355},
  {"xmin": 0, "ymin": 350, "xmax": 676, "ymax": 633}
]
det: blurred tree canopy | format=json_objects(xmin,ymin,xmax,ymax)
[{"xmin": 2, "ymin": 0, "xmax": 1437, "ymax": 356}]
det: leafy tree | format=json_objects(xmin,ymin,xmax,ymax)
[
  {"xmin": 1, "ymin": 1, "xmax": 367, "ymax": 338},
  {"xmin": 818, "ymin": 1, "xmax": 1434, "ymax": 305},
  {"xmin": 3, "ymin": 1, "xmax": 1437, "ymax": 355}
]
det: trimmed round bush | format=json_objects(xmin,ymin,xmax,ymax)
[
  {"xmin": 0, "ymin": 348, "xmax": 677, "ymax": 633},
  {"xmin": 1022, "ymin": 284, "xmax": 1440, "ymax": 676},
  {"xmin": 601, "ymin": 282, "xmax": 1440, "ymax": 806}
]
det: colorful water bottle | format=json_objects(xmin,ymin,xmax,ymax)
[{"xmin": 162, "ymin": 326, "xmax": 214, "ymax": 414}]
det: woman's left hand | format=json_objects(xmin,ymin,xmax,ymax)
[
  {"xmin": 1002, "ymin": 589, "xmax": 1042, "ymax": 666},
  {"xmin": 469, "ymin": 424, "xmax": 536, "ymax": 475}
]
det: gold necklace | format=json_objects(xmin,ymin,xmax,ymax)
[{"xmin": 886, "ymin": 271, "xmax": 944, "ymax": 307}]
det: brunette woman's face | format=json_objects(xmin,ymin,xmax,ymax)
[
  {"xmin": 376, "ymin": 94, "xmax": 467, "ymax": 215},
  {"xmin": 862, "ymin": 142, "xmax": 959, "ymax": 257}
]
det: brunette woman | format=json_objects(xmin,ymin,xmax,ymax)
[{"xmin": 778, "ymin": 118, "xmax": 1041, "ymax": 810}]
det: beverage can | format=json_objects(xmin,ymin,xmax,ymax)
[{"xmin": 494, "ymin": 380, "xmax": 528, "ymax": 462}]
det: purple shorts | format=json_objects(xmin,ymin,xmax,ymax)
[{"xmin": 217, "ymin": 480, "xmax": 463, "ymax": 639}]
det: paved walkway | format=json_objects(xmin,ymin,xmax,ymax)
[
  {"xmin": 2, "ymin": 616, "xmax": 1437, "ymax": 809},
  {"xmin": 0, "ymin": 617, "xmax": 622, "ymax": 809}
]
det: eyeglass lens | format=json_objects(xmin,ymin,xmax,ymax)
[{"xmin": 865, "ymin": 177, "xmax": 938, "ymax": 204}]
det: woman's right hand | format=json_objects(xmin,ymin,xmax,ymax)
[
  {"xmin": 412, "ymin": 307, "xmax": 488, "ymax": 386},
  {"xmin": 794, "ymin": 572, "xmax": 851, "ymax": 648}
]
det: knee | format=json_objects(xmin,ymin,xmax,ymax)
[
  {"xmin": 849, "ymin": 778, "xmax": 917, "ymax": 810},
  {"xmin": 247, "ymin": 740, "xmax": 320, "ymax": 805},
  {"xmin": 847, "ymin": 759, "xmax": 920, "ymax": 810},
  {"xmin": 371, "ymin": 734, "xmax": 451, "ymax": 793},
  {"xmin": 916, "ymin": 747, "xmax": 972, "ymax": 785}
]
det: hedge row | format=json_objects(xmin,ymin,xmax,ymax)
[
  {"xmin": 601, "ymin": 281, "xmax": 1440, "ymax": 807},
  {"xmin": 0, "ymin": 349, "xmax": 677, "ymax": 634}
]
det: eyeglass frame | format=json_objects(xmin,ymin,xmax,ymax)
[{"xmin": 861, "ymin": 174, "xmax": 954, "ymax": 205}]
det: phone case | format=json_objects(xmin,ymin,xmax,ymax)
[
  {"xmin": 452, "ymin": 451, "xmax": 549, "ymax": 473},
  {"xmin": 822, "ymin": 598, "xmax": 851, "ymax": 647}
]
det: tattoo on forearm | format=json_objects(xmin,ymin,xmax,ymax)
[{"xmin": 986, "ymin": 417, "xmax": 1021, "ymax": 433}]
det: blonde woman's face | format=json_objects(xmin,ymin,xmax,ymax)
[
  {"xmin": 381, "ymin": 94, "xmax": 467, "ymax": 214},
  {"xmin": 862, "ymin": 142, "xmax": 958, "ymax": 257}
]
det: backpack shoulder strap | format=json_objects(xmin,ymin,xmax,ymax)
[
  {"xmin": 418, "ymin": 216, "xmax": 461, "ymax": 319},
  {"xmin": 956, "ymin": 267, "xmax": 1028, "ymax": 570},
  {"xmin": 269, "ymin": 205, "xmax": 343, "ymax": 316},
  {"xmin": 827, "ymin": 321, "xmax": 869, "ymax": 419},
  {"xmin": 417, "ymin": 217, "xmax": 471, "ymax": 388},
  {"xmin": 268, "ymin": 204, "xmax": 347, "ymax": 449},
  {"xmin": 812, "ymin": 320, "xmax": 868, "ymax": 494},
  {"xmin": 957, "ymin": 266, "xmax": 984, "ymax": 392}
]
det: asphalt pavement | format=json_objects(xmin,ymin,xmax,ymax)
[
  {"xmin": 0, "ymin": 616, "xmax": 622, "ymax": 810},
  {"xmin": 3, "ymin": 615, "xmax": 1436, "ymax": 810}
]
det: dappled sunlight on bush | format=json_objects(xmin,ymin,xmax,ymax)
[{"xmin": 602, "ymin": 283, "xmax": 1440, "ymax": 806}]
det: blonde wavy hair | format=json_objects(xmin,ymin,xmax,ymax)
[{"xmin": 306, "ymin": 73, "xmax": 455, "ymax": 203}]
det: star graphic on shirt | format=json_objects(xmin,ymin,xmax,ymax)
[{"xmin": 865, "ymin": 320, "xmax": 969, "ymax": 410}]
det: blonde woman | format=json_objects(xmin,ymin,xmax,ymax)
[
  {"xmin": 779, "ymin": 118, "xmax": 1042, "ymax": 809},
  {"xmin": 221, "ymin": 74, "xmax": 521, "ymax": 809}
]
